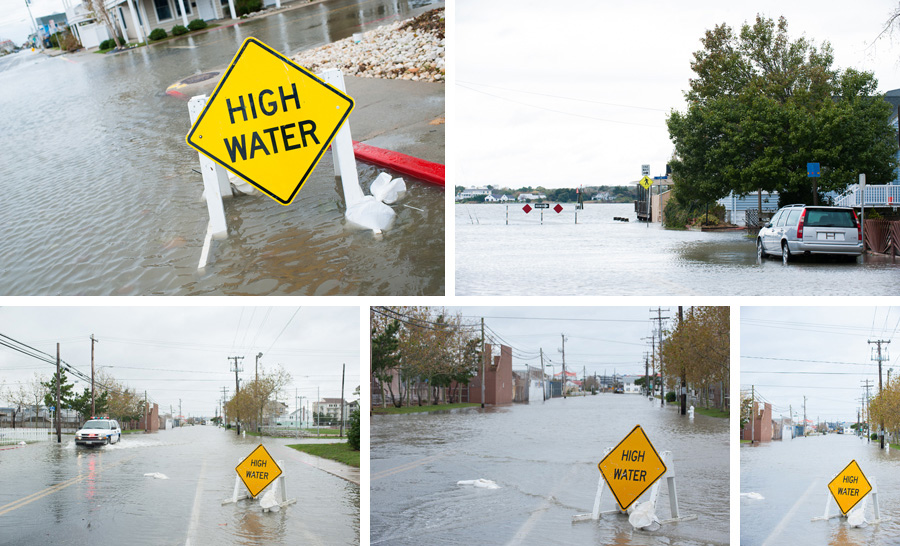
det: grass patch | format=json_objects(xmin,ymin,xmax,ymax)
[
  {"xmin": 372, "ymin": 403, "xmax": 480, "ymax": 415},
  {"xmin": 693, "ymin": 407, "xmax": 729, "ymax": 419},
  {"xmin": 740, "ymin": 439, "xmax": 751, "ymax": 444},
  {"xmin": 286, "ymin": 442, "xmax": 359, "ymax": 467}
]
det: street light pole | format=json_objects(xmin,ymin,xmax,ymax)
[{"xmin": 90, "ymin": 335, "xmax": 98, "ymax": 418}]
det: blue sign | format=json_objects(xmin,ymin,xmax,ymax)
[{"xmin": 807, "ymin": 162, "xmax": 820, "ymax": 177}]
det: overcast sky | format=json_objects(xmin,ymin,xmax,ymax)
[
  {"xmin": 456, "ymin": 0, "xmax": 900, "ymax": 189},
  {"xmin": 741, "ymin": 307, "xmax": 900, "ymax": 424},
  {"xmin": 0, "ymin": 306, "xmax": 360, "ymax": 418},
  {"xmin": 440, "ymin": 306, "xmax": 701, "ymax": 379},
  {"xmin": 0, "ymin": 0, "xmax": 69, "ymax": 44}
]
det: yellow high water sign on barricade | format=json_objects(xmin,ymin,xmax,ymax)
[
  {"xmin": 598, "ymin": 424, "xmax": 667, "ymax": 510},
  {"xmin": 186, "ymin": 37, "xmax": 355, "ymax": 205},
  {"xmin": 827, "ymin": 459, "xmax": 872, "ymax": 514},
  {"xmin": 236, "ymin": 444, "xmax": 283, "ymax": 498}
]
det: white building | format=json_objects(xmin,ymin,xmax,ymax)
[
  {"xmin": 313, "ymin": 398, "xmax": 351, "ymax": 421},
  {"xmin": 456, "ymin": 187, "xmax": 491, "ymax": 200}
]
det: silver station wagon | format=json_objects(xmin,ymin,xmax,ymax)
[{"xmin": 757, "ymin": 205, "xmax": 863, "ymax": 263}]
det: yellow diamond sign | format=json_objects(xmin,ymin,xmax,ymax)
[
  {"xmin": 827, "ymin": 459, "xmax": 871, "ymax": 515},
  {"xmin": 639, "ymin": 176, "xmax": 653, "ymax": 190},
  {"xmin": 186, "ymin": 37, "xmax": 354, "ymax": 205},
  {"xmin": 598, "ymin": 424, "xmax": 667, "ymax": 510},
  {"xmin": 235, "ymin": 444, "xmax": 282, "ymax": 498}
]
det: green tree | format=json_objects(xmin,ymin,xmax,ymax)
[
  {"xmin": 371, "ymin": 318, "xmax": 402, "ymax": 407},
  {"xmin": 41, "ymin": 370, "xmax": 75, "ymax": 415},
  {"xmin": 668, "ymin": 15, "xmax": 896, "ymax": 208},
  {"xmin": 69, "ymin": 388, "xmax": 109, "ymax": 422}
]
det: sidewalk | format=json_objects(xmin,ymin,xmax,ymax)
[{"xmin": 269, "ymin": 442, "xmax": 360, "ymax": 484}]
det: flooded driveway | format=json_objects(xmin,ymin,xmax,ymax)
[
  {"xmin": 741, "ymin": 434, "xmax": 900, "ymax": 546},
  {"xmin": 0, "ymin": 425, "xmax": 358, "ymax": 545},
  {"xmin": 455, "ymin": 204, "xmax": 900, "ymax": 296},
  {"xmin": 0, "ymin": 0, "xmax": 443, "ymax": 296},
  {"xmin": 371, "ymin": 394, "xmax": 728, "ymax": 545}
]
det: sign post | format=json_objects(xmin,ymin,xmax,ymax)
[
  {"xmin": 574, "ymin": 425, "xmax": 695, "ymax": 527},
  {"xmin": 859, "ymin": 174, "xmax": 866, "ymax": 260},
  {"xmin": 186, "ymin": 37, "xmax": 354, "ymax": 206}
]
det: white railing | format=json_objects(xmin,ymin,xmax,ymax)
[
  {"xmin": 833, "ymin": 185, "xmax": 900, "ymax": 207},
  {"xmin": 0, "ymin": 428, "xmax": 50, "ymax": 445}
]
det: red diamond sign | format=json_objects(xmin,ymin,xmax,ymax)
[
  {"xmin": 554, "ymin": 204, "xmax": 563, "ymax": 213},
  {"xmin": 523, "ymin": 204, "xmax": 532, "ymax": 214}
]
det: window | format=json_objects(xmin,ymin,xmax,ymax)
[
  {"xmin": 119, "ymin": 7, "xmax": 127, "ymax": 28},
  {"xmin": 786, "ymin": 209, "xmax": 802, "ymax": 227},
  {"xmin": 154, "ymin": 0, "xmax": 172, "ymax": 21},
  {"xmin": 174, "ymin": 0, "xmax": 192, "ymax": 17}
]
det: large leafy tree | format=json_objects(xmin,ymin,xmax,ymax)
[
  {"xmin": 668, "ymin": 15, "xmax": 896, "ymax": 208},
  {"xmin": 660, "ymin": 306, "xmax": 729, "ymax": 410}
]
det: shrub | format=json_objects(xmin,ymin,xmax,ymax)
[
  {"xmin": 187, "ymin": 18, "xmax": 208, "ymax": 31},
  {"xmin": 149, "ymin": 28, "xmax": 167, "ymax": 41},
  {"xmin": 347, "ymin": 408, "xmax": 360, "ymax": 451},
  {"xmin": 666, "ymin": 391, "xmax": 677, "ymax": 403},
  {"xmin": 235, "ymin": 0, "xmax": 262, "ymax": 17},
  {"xmin": 99, "ymin": 39, "xmax": 113, "ymax": 50},
  {"xmin": 172, "ymin": 25, "xmax": 188, "ymax": 36}
]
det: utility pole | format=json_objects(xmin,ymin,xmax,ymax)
[
  {"xmin": 803, "ymin": 395, "xmax": 807, "ymax": 436},
  {"xmin": 179, "ymin": 399, "xmax": 182, "ymax": 421},
  {"xmin": 869, "ymin": 339, "xmax": 890, "ymax": 449},
  {"xmin": 340, "ymin": 363, "xmax": 346, "ymax": 438},
  {"xmin": 750, "ymin": 385, "xmax": 754, "ymax": 444},
  {"xmin": 862, "ymin": 379, "xmax": 873, "ymax": 443},
  {"xmin": 56, "ymin": 343, "xmax": 61, "ymax": 443},
  {"xmin": 221, "ymin": 386, "xmax": 228, "ymax": 426},
  {"xmin": 539, "ymin": 348, "xmax": 546, "ymax": 401},
  {"xmin": 144, "ymin": 390, "xmax": 148, "ymax": 432},
  {"xmin": 255, "ymin": 352, "xmax": 263, "ymax": 431},
  {"xmin": 229, "ymin": 356, "xmax": 244, "ymax": 434},
  {"xmin": 90, "ymin": 334, "xmax": 99, "ymax": 418},
  {"xmin": 481, "ymin": 318, "xmax": 486, "ymax": 408},
  {"xmin": 651, "ymin": 308, "xmax": 670, "ymax": 407},
  {"xmin": 644, "ymin": 352, "xmax": 650, "ymax": 397},
  {"xmin": 678, "ymin": 306, "xmax": 686, "ymax": 415},
  {"xmin": 560, "ymin": 334, "xmax": 567, "ymax": 399}
]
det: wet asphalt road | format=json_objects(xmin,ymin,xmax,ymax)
[{"xmin": 0, "ymin": 425, "xmax": 358, "ymax": 545}]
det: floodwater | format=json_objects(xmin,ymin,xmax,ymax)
[
  {"xmin": 455, "ymin": 203, "xmax": 900, "ymax": 296},
  {"xmin": 0, "ymin": 425, "xmax": 358, "ymax": 545},
  {"xmin": 741, "ymin": 433, "xmax": 900, "ymax": 546},
  {"xmin": 371, "ymin": 394, "xmax": 728, "ymax": 545},
  {"xmin": 0, "ymin": 0, "xmax": 444, "ymax": 296}
]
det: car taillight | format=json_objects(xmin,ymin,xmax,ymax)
[
  {"xmin": 853, "ymin": 210, "xmax": 861, "ymax": 242},
  {"xmin": 797, "ymin": 209, "xmax": 806, "ymax": 239}
]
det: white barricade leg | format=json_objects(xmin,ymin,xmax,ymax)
[{"xmin": 188, "ymin": 95, "xmax": 230, "ymax": 269}]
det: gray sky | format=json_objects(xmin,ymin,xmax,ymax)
[
  {"xmin": 440, "ymin": 306, "xmax": 696, "ymax": 379},
  {"xmin": 0, "ymin": 0, "xmax": 68, "ymax": 44},
  {"xmin": 740, "ymin": 307, "xmax": 900, "ymax": 424},
  {"xmin": 456, "ymin": 0, "xmax": 900, "ymax": 189},
  {"xmin": 0, "ymin": 306, "xmax": 360, "ymax": 418}
]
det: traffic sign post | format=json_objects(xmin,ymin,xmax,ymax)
[
  {"xmin": 813, "ymin": 460, "xmax": 885, "ymax": 525},
  {"xmin": 187, "ymin": 37, "xmax": 354, "ymax": 206},
  {"xmin": 223, "ymin": 444, "xmax": 297, "ymax": 511},
  {"xmin": 574, "ymin": 425, "xmax": 696, "ymax": 528}
]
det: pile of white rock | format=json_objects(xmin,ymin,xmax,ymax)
[{"xmin": 291, "ymin": 8, "xmax": 444, "ymax": 82}]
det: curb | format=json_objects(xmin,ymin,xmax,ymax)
[{"xmin": 352, "ymin": 141, "xmax": 444, "ymax": 187}]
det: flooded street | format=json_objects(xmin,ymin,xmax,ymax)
[
  {"xmin": 371, "ymin": 394, "xmax": 728, "ymax": 545},
  {"xmin": 741, "ymin": 433, "xmax": 900, "ymax": 546},
  {"xmin": 455, "ymin": 204, "xmax": 900, "ymax": 296},
  {"xmin": 0, "ymin": 425, "xmax": 358, "ymax": 545},
  {"xmin": 0, "ymin": 0, "xmax": 444, "ymax": 296}
]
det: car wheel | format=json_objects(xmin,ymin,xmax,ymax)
[
  {"xmin": 757, "ymin": 239, "xmax": 767, "ymax": 260},
  {"xmin": 105, "ymin": 437, "xmax": 110, "ymax": 446},
  {"xmin": 781, "ymin": 242, "xmax": 791, "ymax": 264}
]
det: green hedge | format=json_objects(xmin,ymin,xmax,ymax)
[
  {"xmin": 187, "ymin": 19, "xmax": 208, "ymax": 31},
  {"xmin": 172, "ymin": 25, "xmax": 188, "ymax": 36},
  {"xmin": 236, "ymin": 0, "xmax": 262, "ymax": 16},
  {"xmin": 149, "ymin": 28, "xmax": 167, "ymax": 41}
]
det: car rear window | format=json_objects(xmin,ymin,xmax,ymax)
[{"xmin": 804, "ymin": 209, "xmax": 857, "ymax": 228}]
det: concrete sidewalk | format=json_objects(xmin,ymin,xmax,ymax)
[{"xmin": 269, "ymin": 442, "xmax": 361, "ymax": 484}]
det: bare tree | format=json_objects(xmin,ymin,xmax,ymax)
[{"xmin": 84, "ymin": 0, "xmax": 123, "ymax": 49}]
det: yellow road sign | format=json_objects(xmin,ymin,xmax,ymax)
[
  {"xmin": 186, "ymin": 37, "xmax": 355, "ymax": 205},
  {"xmin": 639, "ymin": 176, "xmax": 653, "ymax": 190},
  {"xmin": 598, "ymin": 424, "xmax": 667, "ymax": 510},
  {"xmin": 827, "ymin": 459, "xmax": 871, "ymax": 514},
  {"xmin": 235, "ymin": 444, "xmax": 283, "ymax": 498}
]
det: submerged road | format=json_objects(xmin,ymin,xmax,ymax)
[
  {"xmin": 0, "ymin": 426, "xmax": 358, "ymax": 545},
  {"xmin": 742, "ymin": 433, "xmax": 900, "ymax": 546},
  {"xmin": 371, "ymin": 394, "xmax": 728, "ymax": 545}
]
